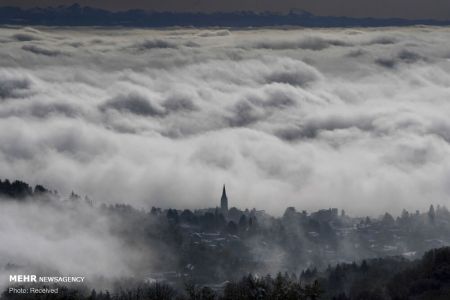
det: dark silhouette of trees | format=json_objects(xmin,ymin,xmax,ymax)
[
  {"xmin": 167, "ymin": 209, "xmax": 180, "ymax": 224},
  {"xmin": 226, "ymin": 221, "xmax": 238, "ymax": 235},
  {"xmin": 222, "ymin": 273, "xmax": 322, "ymax": 300},
  {"xmin": 387, "ymin": 247, "xmax": 450, "ymax": 300},
  {"xmin": 238, "ymin": 214, "xmax": 248, "ymax": 229},
  {"xmin": 0, "ymin": 179, "xmax": 32, "ymax": 199},
  {"xmin": 184, "ymin": 281, "xmax": 216, "ymax": 300},
  {"xmin": 34, "ymin": 184, "xmax": 49, "ymax": 194},
  {"xmin": 143, "ymin": 283, "xmax": 177, "ymax": 300},
  {"xmin": 181, "ymin": 209, "xmax": 197, "ymax": 224},
  {"xmin": 381, "ymin": 212, "xmax": 395, "ymax": 226}
]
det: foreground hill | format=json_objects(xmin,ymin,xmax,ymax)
[{"xmin": 2, "ymin": 247, "xmax": 450, "ymax": 299}]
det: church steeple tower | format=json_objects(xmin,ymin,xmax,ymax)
[{"xmin": 221, "ymin": 184, "xmax": 228, "ymax": 213}]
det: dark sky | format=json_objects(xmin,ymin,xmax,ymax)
[{"xmin": 2, "ymin": 0, "xmax": 450, "ymax": 20}]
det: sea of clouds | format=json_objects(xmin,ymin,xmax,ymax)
[{"xmin": 1, "ymin": 26, "xmax": 450, "ymax": 216}]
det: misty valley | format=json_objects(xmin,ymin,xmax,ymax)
[
  {"xmin": 1, "ymin": 179, "xmax": 450, "ymax": 299},
  {"xmin": 1, "ymin": 23, "xmax": 450, "ymax": 300}
]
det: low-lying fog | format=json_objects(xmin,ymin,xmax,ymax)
[{"xmin": 1, "ymin": 26, "xmax": 450, "ymax": 216}]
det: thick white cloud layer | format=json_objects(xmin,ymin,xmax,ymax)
[{"xmin": 1, "ymin": 26, "xmax": 450, "ymax": 216}]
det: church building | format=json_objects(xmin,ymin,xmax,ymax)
[{"xmin": 220, "ymin": 184, "xmax": 228, "ymax": 213}]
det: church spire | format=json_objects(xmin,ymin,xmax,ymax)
[{"xmin": 221, "ymin": 184, "xmax": 228, "ymax": 213}]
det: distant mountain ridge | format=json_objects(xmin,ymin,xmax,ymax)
[{"xmin": 1, "ymin": 4, "xmax": 450, "ymax": 27}]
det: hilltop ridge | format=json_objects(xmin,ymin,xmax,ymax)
[{"xmin": 1, "ymin": 4, "xmax": 450, "ymax": 27}]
